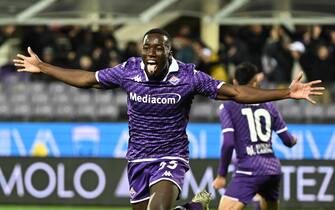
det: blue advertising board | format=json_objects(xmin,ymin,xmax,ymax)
[{"xmin": 0, "ymin": 123, "xmax": 334, "ymax": 159}]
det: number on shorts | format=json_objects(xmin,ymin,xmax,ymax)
[{"xmin": 158, "ymin": 160, "xmax": 178, "ymax": 170}]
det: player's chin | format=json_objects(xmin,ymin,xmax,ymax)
[
  {"xmin": 146, "ymin": 70, "xmax": 156, "ymax": 78},
  {"xmin": 148, "ymin": 68, "xmax": 157, "ymax": 74},
  {"xmin": 147, "ymin": 67, "xmax": 160, "ymax": 76}
]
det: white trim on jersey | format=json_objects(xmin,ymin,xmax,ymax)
[
  {"xmin": 168, "ymin": 58, "xmax": 179, "ymax": 72},
  {"xmin": 223, "ymin": 195, "xmax": 239, "ymax": 201},
  {"xmin": 162, "ymin": 58, "xmax": 179, "ymax": 81},
  {"xmin": 128, "ymin": 156, "xmax": 189, "ymax": 163},
  {"xmin": 217, "ymin": 81, "xmax": 225, "ymax": 89},
  {"xmin": 276, "ymin": 127, "xmax": 288, "ymax": 134},
  {"xmin": 95, "ymin": 71, "xmax": 100, "ymax": 82},
  {"xmin": 149, "ymin": 178, "xmax": 182, "ymax": 192},
  {"xmin": 222, "ymin": 128, "xmax": 234, "ymax": 133},
  {"xmin": 130, "ymin": 196, "xmax": 150, "ymax": 204},
  {"xmin": 236, "ymin": 170, "xmax": 252, "ymax": 175}
]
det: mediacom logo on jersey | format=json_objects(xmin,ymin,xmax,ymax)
[{"xmin": 129, "ymin": 92, "xmax": 181, "ymax": 104}]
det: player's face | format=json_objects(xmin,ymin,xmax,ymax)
[{"xmin": 142, "ymin": 33, "xmax": 171, "ymax": 80}]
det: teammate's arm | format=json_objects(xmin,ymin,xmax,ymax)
[
  {"xmin": 270, "ymin": 102, "xmax": 298, "ymax": 148},
  {"xmin": 213, "ymin": 131, "xmax": 235, "ymax": 189},
  {"xmin": 213, "ymin": 105, "xmax": 235, "ymax": 190},
  {"xmin": 13, "ymin": 47, "xmax": 100, "ymax": 88},
  {"xmin": 278, "ymin": 131, "xmax": 297, "ymax": 147},
  {"xmin": 216, "ymin": 72, "xmax": 324, "ymax": 104}
]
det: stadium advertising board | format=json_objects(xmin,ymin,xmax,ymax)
[
  {"xmin": 0, "ymin": 157, "xmax": 129, "ymax": 205},
  {"xmin": 0, "ymin": 158, "xmax": 334, "ymax": 208},
  {"xmin": 0, "ymin": 123, "xmax": 334, "ymax": 159}
]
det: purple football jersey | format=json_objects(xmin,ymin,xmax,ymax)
[
  {"xmin": 96, "ymin": 57, "xmax": 223, "ymax": 161},
  {"xmin": 219, "ymin": 101, "xmax": 288, "ymax": 175}
]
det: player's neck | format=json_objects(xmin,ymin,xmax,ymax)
[{"xmin": 148, "ymin": 59, "xmax": 170, "ymax": 81}]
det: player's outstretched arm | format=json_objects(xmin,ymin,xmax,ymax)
[
  {"xmin": 216, "ymin": 72, "xmax": 324, "ymax": 104},
  {"xmin": 13, "ymin": 47, "xmax": 100, "ymax": 88}
]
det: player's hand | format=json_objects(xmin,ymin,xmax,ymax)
[
  {"xmin": 291, "ymin": 136, "xmax": 297, "ymax": 147},
  {"xmin": 289, "ymin": 71, "xmax": 325, "ymax": 104},
  {"xmin": 212, "ymin": 175, "xmax": 227, "ymax": 189},
  {"xmin": 13, "ymin": 47, "xmax": 42, "ymax": 73}
]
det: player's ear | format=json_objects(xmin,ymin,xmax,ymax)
[
  {"xmin": 251, "ymin": 73, "xmax": 264, "ymax": 87},
  {"xmin": 168, "ymin": 50, "xmax": 173, "ymax": 58}
]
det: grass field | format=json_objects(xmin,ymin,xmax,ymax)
[{"xmin": 0, "ymin": 206, "xmax": 319, "ymax": 210}]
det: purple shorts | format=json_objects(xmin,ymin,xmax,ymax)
[
  {"xmin": 224, "ymin": 174, "xmax": 281, "ymax": 205},
  {"xmin": 127, "ymin": 158, "xmax": 190, "ymax": 203}
]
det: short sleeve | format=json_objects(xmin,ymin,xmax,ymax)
[
  {"xmin": 96, "ymin": 63, "xmax": 125, "ymax": 88},
  {"xmin": 192, "ymin": 70, "xmax": 224, "ymax": 99},
  {"xmin": 268, "ymin": 103, "xmax": 288, "ymax": 134},
  {"xmin": 219, "ymin": 103, "xmax": 234, "ymax": 133}
]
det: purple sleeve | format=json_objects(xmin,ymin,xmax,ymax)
[
  {"xmin": 96, "ymin": 63, "xmax": 125, "ymax": 88},
  {"xmin": 269, "ymin": 102, "xmax": 288, "ymax": 133},
  {"xmin": 219, "ymin": 103, "xmax": 233, "ymax": 129},
  {"xmin": 218, "ymin": 103, "xmax": 235, "ymax": 177},
  {"xmin": 218, "ymin": 132, "xmax": 235, "ymax": 176},
  {"xmin": 278, "ymin": 130, "xmax": 296, "ymax": 147},
  {"xmin": 269, "ymin": 103, "xmax": 296, "ymax": 147},
  {"xmin": 192, "ymin": 70, "xmax": 224, "ymax": 99}
]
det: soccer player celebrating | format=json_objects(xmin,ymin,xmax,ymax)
[
  {"xmin": 13, "ymin": 28, "xmax": 323, "ymax": 210},
  {"xmin": 212, "ymin": 62, "xmax": 297, "ymax": 210}
]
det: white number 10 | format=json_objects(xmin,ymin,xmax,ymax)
[{"xmin": 241, "ymin": 108, "xmax": 271, "ymax": 142}]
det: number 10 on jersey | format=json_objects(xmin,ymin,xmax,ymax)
[{"xmin": 241, "ymin": 108, "xmax": 272, "ymax": 143}]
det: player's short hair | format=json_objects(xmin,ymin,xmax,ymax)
[
  {"xmin": 143, "ymin": 28, "xmax": 172, "ymax": 43},
  {"xmin": 235, "ymin": 62, "xmax": 259, "ymax": 85}
]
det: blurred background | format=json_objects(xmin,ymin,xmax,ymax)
[{"xmin": 0, "ymin": 0, "xmax": 334, "ymax": 209}]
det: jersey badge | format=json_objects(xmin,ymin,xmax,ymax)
[{"xmin": 168, "ymin": 75, "xmax": 180, "ymax": 85}]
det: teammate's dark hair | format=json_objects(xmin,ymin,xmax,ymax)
[
  {"xmin": 143, "ymin": 28, "xmax": 172, "ymax": 42},
  {"xmin": 234, "ymin": 62, "xmax": 259, "ymax": 85}
]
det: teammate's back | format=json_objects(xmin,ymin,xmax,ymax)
[
  {"xmin": 214, "ymin": 62, "xmax": 297, "ymax": 210},
  {"xmin": 218, "ymin": 62, "xmax": 296, "ymax": 176},
  {"xmin": 219, "ymin": 100, "xmax": 293, "ymax": 175}
]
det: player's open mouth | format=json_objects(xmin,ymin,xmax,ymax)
[{"xmin": 147, "ymin": 60, "xmax": 157, "ymax": 74}]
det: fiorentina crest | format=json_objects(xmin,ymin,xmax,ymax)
[{"xmin": 168, "ymin": 75, "xmax": 180, "ymax": 85}]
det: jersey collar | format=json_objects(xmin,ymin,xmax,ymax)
[{"xmin": 140, "ymin": 57, "xmax": 179, "ymax": 81}]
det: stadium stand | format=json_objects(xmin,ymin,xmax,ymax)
[{"xmin": 0, "ymin": 24, "xmax": 334, "ymax": 123}]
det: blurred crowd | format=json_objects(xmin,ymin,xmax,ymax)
[
  {"xmin": 0, "ymin": 24, "xmax": 335, "ymax": 123},
  {"xmin": 0, "ymin": 25, "xmax": 140, "ymax": 81},
  {"xmin": 0, "ymin": 24, "xmax": 335, "ymax": 84},
  {"xmin": 172, "ymin": 24, "xmax": 335, "ymax": 85}
]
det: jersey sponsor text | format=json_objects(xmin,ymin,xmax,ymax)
[{"xmin": 129, "ymin": 92, "xmax": 181, "ymax": 104}]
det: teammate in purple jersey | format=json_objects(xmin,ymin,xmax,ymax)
[
  {"xmin": 14, "ymin": 28, "xmax": 323, "ymax": 210},
  {"xmin": 212, "ymin": 62, "xmax": 297, "ymax": 210}
]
